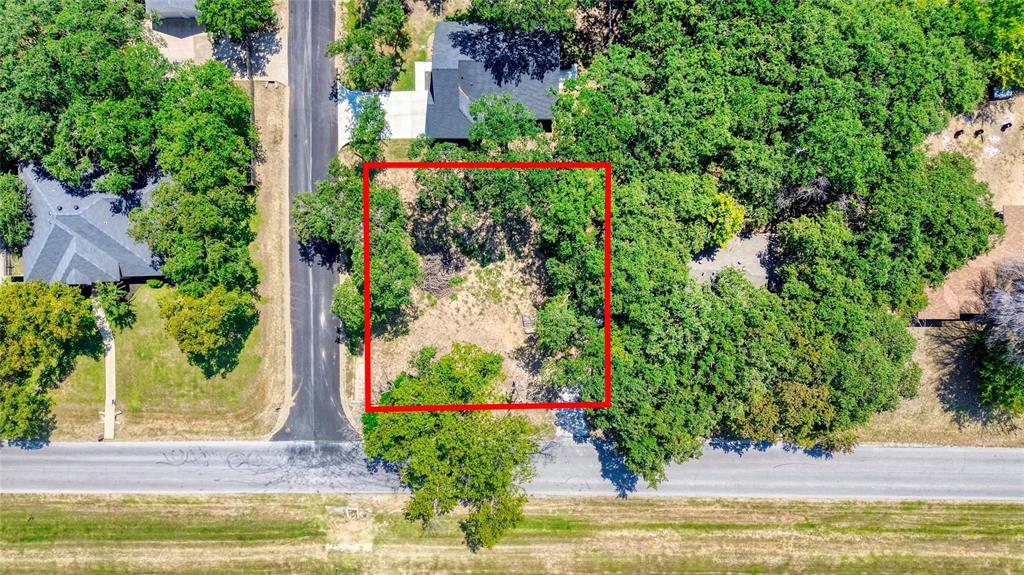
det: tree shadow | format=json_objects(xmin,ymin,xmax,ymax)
[
  {"xmin": 925, "ymin": 322, "xmax": 1019, "ymax": 431},
  {"xmin": 449, "ymin": 25, "xmax": 559, "ymax": 86},
  {"xmin": 212, "ymin": 30, "xmax": 283, "ymax": 78},
  {"xmin": 707, "ymin": 437, "xmax": 835, "ymax": 460},
  {"xmin": 551, "ymin": 405, "xmax": 639, "ymax": 497}
]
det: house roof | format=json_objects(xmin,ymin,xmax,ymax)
[
  {"xmin": 918, "ymin": 205, "xmax": 1024, "ymax": 320},
  {"xmin": 145, "ymin": 0, "xmax": 198, "ymax": 20},
  {"xmin": 425, "ymin": 22, "xmax": 560, "ymax": 139},
  {"xmin": 19, "ymin": 164, "xmax": 163, "ymax": 285}
]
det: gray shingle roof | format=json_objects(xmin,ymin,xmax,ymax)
[
  {"xmin": 426, "ymin": 22, "xmax": 560, "ymax": 139},
  {"xmin": 145, "ymin": 0, "xmax": 198, "ymax": 20},
  {"xmin": 19, "ymin": 163, "xmax": 163, "ymax": 285}
]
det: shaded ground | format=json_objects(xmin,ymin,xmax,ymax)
[
  {"xmin": 49, "ymin": 81, "xmax": 290, "ymax": 441},
  {"xmin": 2, "ymin": 494, "xmax": 1021, "ymax": 574},
  {"xmin": 859, "ymin": 325, "xmax": 1024, "ymax": 447}
]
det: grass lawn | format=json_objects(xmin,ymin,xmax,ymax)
[
  {"xmin": 383, "ymin": 138, "xmax": 417, "ymax": 160},
  {"xmin": 393, "ymin": 3, "xmax": 439, "ymax": 91},
  {"xmin": 2, "ymin": 494, "xmax": 1022, "ymax": 574},
  {"xmin": 51, "ymin": 285, "xmax": 271, "ymax": 440}
]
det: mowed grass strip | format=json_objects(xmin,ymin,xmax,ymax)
[{"xmin": 2, "ymin": 495, "xmax": 1022, "ymax": 574}]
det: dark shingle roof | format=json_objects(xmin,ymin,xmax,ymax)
[
  {"xmin": 426, "ymin": 22, "xmax": 560, "ymax": 139},
  {"xmin": 19, "ymin": 163, "xmax": 163, "ymax": 285},
  {"xmin": 145, "ymin": 0, "xmax": 198, "ymax": 19}
]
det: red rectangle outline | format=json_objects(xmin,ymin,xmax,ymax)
[{"xmin": 362, "ymin": 161, "xmax": 612, "ymax": 412}]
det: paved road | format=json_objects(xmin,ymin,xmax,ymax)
[
  {"xmin": 2, "ymin": 439, "xmax": 1021, "ymax": 500},
  {"xmin": 276, "ymin": 0, "xmax": 355, "ymax": 441}
]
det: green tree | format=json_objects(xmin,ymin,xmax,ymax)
[
  {"xmin": 0, "ymin": 281, "xmax": 100, "ymax": 439},
  {"xmin": 154, "ymin": 61, "xmax": 255, "ymax": 192},
  {"xmin": 329, "ymin": 0, "xmax": 410, "ymax": 91},
  {"xmin": 348, "ymin": 95, "xmax": 388, "ymax": 162},
  {"xmin": 197, "ymin": 0, "xmax": 278, "ymax": 45},
  {"xmin": 461, "ymin": 0, "xmax": 576, "ymax": 32},
  {"xmin": 364, "ymin": 343, "xmax": 540, "ymax": 549},
  {"xmin": 0, "ymin": 0, "xmax": 167, "ymax": 193},
  {"xmin": 158, "ymin": 286, "xmax": 259, "ymax": 378},
  {"xmin": 954, "ymin": 0, "xmax": 1024, "ymax": 87},
  {"xmin": 93, "ymin": 282, "xmax": 136, "ymax": 332},
  {"xmin": 468, "ymin": 94, "xmax": 542, "ymax": 154},
  {"xmin": 0, "ymin": 173, "xmax": 32, "ymax": 252},
  {"xmin": 976, "ymin": 338, "xmax": 1024, "ymax": 415}
]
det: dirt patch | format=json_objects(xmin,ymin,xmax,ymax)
[
  {"xmin": 859, "ymin": 325, "xmax": 1024, "ymax": 446},
  {"xmin": 354, "ymin": 258, "xmax": 544, "ymax": 406},
  {"xmin": 924, "ymin": 96, "xmax": 1023, "ymax": 210}
]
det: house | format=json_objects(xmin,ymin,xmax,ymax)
[
  {"xmin": 18, "ymin": 164, "xmax": 162, "ymax": 285},
  {"xmin": 425, "ymin": 22, "xmax": 561, "ymax": 140},
  {"xmin": 917, "ymin": 205, "xmax": 1024, "ymax": 321},
  {"xmin": 144, "ymin": 0, "xmax": 211, "ymax": 65},
  {"xmin": 144, "ymin": 0, "xmax": 197, "ymax": 20}
]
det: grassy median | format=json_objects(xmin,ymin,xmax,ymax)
[{"xmin": 2, "ymin": 495, "xmax": 1022, "ymax": 574}]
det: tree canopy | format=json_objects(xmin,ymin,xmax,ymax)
[
  {"xmin": 0, "ymin": 173, "xmax": 31, "ymax": 252},
  {"xmin": 196, "ymin": 0, "xmax": 278, "ymax": 45},
  {"xmin": 364, "ymin": 343, "xmax": 540, "ymax": 550},
  {"xmin": 0, "ymin": 0, "xmax": 166, "ymax": 193},
  {"xmin": 329, "ymin": 0, "xmax": 410, "ymax": 91},
  {"xmin": 0, "ymin": 281, "xmax": 100, "ymax": 440}
]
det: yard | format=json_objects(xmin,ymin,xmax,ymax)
[
  {"xmin": 2, "ymin": 494, "xmax": 1022, "ymax": 574},
  {"xmin": 50, "ymin": 285, "xmax": 273, "ymax": 440},
  {"xmin": 49, "ymin": 80, "xmax": 290, "ymax": 441}
]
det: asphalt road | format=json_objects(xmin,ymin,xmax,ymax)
[
  {"xmin": 275, "ymin": 0, "xmax": 356, "ymax": 441},
  {"xmin": 2, "ymin": 439, "xmax": 1021, "ymax": 500}
]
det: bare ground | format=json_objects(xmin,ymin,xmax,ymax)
[
  {"xmin": 249, "ymin": 79, "xmax": 291, "ymax": 438},
  {"xmin": 924, "ymin": 95, "xmax": 1023, "ymax": 210}
]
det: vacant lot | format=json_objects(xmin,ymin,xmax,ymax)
[
  {"xmin": 50, "ymin": 80, "xmax": 289, "ymax": 441},
  {"xmin": 2, "ymin": 494, "xmax": 1022, "ymax": 574}
]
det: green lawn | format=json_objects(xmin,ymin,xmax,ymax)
[
  {"xmin": 2, "ymin": 495, "xmax": 1021, "ymax": 574},
  {"xmin": 393, "ymin": 11, "xmax": 438, "ymax": 91},
  {"xmin": 51, "ymin": 285, "xmax": 269, "ymax": 440}
]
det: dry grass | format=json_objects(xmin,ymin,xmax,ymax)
[
  {"xmin": 859, "ymin": 325, "xmax": 1024, "ymax": 447},
  {"xmin": 2, "ymin": 494, "xmax": 1022, "ymax": 574},
  {"xmin": 924, "ymin": 96, "xmax": 1023, "ymax": 210}
]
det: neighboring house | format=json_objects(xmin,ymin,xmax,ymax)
[
  {"xmin": 18, "ymin": 164, "xmax": 162, "ymax": 285},
  {"xmin": 144, "ymin": 0, "xmax": 211, "ymax": 65},
  {"xmin": 917, "ymin": 205, "xmax": 1024, "ymax": 321},
  {"xmin": 425, "ymin": 22, "xmax": 561, "ymax": 140},
  {"xmin": 144, "ymin": 0, "xmax": 197, "ymax": 19}
]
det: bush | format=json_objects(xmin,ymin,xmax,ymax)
[
  {"xmin": 0, "ymin": 173, "xmax": 31, "ymax": 252},
  {"xmin": 976, "ymin": 338, "xmax": 1024, "ymax": 415}
]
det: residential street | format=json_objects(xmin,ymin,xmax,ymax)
[
  {"xmin": 2, "ymin": 439, "xmax": 1021, "ymax": 500},
  {"xmin": 274, "ymin": 0, "xmax": 356, "ymax": 441}
]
